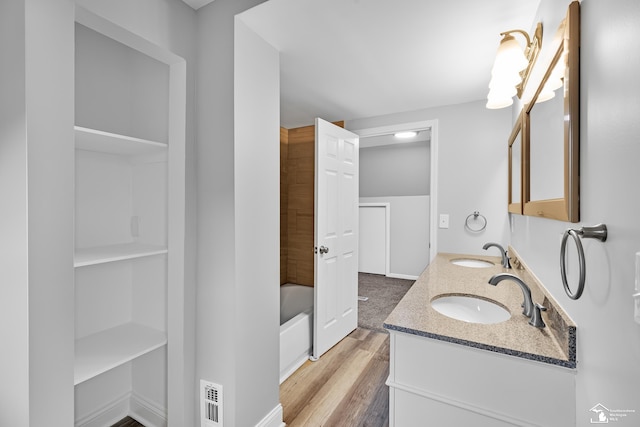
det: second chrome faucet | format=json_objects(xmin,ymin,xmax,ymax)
[{"xmin": 482, "ymin": 242, "xmax": 511, "ymax": 269}]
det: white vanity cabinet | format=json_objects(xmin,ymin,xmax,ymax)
[
  {"xmin": 73, "ymin": 17, "xmax": 185, "ymax": 426},
  {"xmin": 387, "ymin": 331, "xmax": 576, "ymax": 427}
]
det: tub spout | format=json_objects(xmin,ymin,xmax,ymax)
[
  {"xmin": 483, "ymin": 242, "xmax": 511, "ymax": 269},
  {"xmin": 488, "ymin": 273, "xmax": 533, "ymax": 318}
]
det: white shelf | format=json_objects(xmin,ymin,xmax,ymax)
[
  {"xmin": 74, "ymin": 322, "xmax": 167, "ymax": 385},
  {"xmin": 75, "ymin": 126, "xmax": 167, "ymax": 156},
  {"xmin": 74, "ymin": 242, "xmax": 167, "ymax": 267}
]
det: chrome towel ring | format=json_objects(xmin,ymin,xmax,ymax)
[
  {"xmin": 560, "ymin": 224, "xmax": 608, "ymax": 300},
  {"xmin": 465, "ymin": 211, "xmax": 487, "ymax": 232}
]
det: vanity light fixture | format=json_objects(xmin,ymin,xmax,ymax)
[
  {"xmin": 394, "ymin": 131, "xmax": 418, "ymax": 139},
  {"xmin": 486, "ymin": 23, "xmax": 543, "ymax": 109},
  {"xmin": 536, "ymin": 53, "xmax": 567, "ymax": 103}
]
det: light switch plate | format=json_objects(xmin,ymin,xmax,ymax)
[{"xmin": 439, "ymin": 214, "xmax": 449, "ymax": 229}]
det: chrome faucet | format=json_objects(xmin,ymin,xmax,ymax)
[
  {"xmin": 488, "ymin": 273, "xmax": 533, "ymax": 318},
  {"xmin": 483, "ymin": 242, "xmax": 511, "ymax": 269}
]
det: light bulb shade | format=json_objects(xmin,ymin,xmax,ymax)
[
  {"xmin": 486, "ymin": 84, "xmax": 516, "ymax": 109},
  {"xmin": 547, "ymin": 60, "xmax": 566, "ymax": 91},
  {"xmin": 486, "ymin": 96, "xmax": 514, "ymax": 109},
  {"xmin": 485, "ymin": 24, "xmax": 542, "ymax": 110},
  {"xmin": 488, "ymin": 81, "xmax": 517, "ymax": 98},
  {"xmin": 536, "ymin": 87, "xmax": 556, "ymax": 103},
  {"xmin": 547, "ymin": 77, "xmax": 564, "ymax": 92},
  {"xmin": 537, "ymin": 56, "xmax": 566, "ymax": 101},
  {"xmin": 492, "ymin": 34, "xmax": 528, "ymax": 75},
  {"xmin": 489, "ymin": 74, "xmax": 520, "ymax": 90},
  {"xmin": 490, "ymin": 71, "xmax": 522, "ymax": 90},
  {"xmin": 551, "ymin": 58, "xmax": 566, "ymax": 79}
]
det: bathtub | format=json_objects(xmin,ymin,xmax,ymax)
[{"xmin": 280, "ymin": 284, "xmax": 314, "ymax": 383}]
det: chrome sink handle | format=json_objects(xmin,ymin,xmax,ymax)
[{"xmin": 529, "ymin": 303, "xmax": 547, "ymax": 328}]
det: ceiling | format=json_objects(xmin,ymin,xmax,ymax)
[
  {"xmin": 181, "ymin": 0, "xmax": 215, "ymax": 10},
  {"xmin": 239, "ymin": 0, "xmax": 541, "ymax": 129}
]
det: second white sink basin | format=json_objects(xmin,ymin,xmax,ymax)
[
  {"xmin": 450, "ymin": 258, "xmax": 494, "ymax": 268},
  {"xmin": 431, "ymin": 295, "xmax": 511, "ymax": 324}
]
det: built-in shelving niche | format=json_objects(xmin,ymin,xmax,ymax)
[
  {"xmin": 73, "ymin": 10, "xmax": 185, "ymax": 426},
  {"xmin": 74, "ymin": 125, "xmax": 168, "ymax": 387}
]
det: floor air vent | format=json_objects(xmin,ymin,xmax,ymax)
[{"xmin": 201, "ymin": 380, "xmax": 223, "ymax": 426}]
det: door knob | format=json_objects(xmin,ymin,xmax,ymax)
[{"xmin": 319, "ymin": 246, "xmax": 329, "ymax": 254}]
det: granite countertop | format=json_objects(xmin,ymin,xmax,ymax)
[{"xmin": 384, "ymin": 252, "xmax": 577, "ymax": 368}]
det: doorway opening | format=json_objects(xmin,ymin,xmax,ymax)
[
  {"xmin": 278, "ymin": 120, "xmax": 360, "ymax": 379},
  {"xmin": 354, "ymin": 120, "xmax": 439, "ymax": 279}
]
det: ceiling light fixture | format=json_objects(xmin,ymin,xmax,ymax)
[
  {"xmin": 394, "ymin": 131, "xmax": 418, "ymax": 139},
  {"xmin": 487, "ymin": 23, "xmax": 543, "ymax": 109}
]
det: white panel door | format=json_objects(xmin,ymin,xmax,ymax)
[
  {"xmin": 313, "ymin": 118, "xmax": 359, "ymax": 360},
  {"xmin": 358, "ymin": 206, "xmax": 386, "ymax": 275}
]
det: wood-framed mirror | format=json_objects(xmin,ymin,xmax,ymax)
[
  {"xmin": 508, "ymin": 111, "xmax": 524, "ymax": 214},
  {"xmin": 523, "ymin": 1, "xmax": 580, "ymax": 222}
]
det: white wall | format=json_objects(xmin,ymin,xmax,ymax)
[
  {"xmin": 197, "ymin": 1, "xmax": 277, "ymax": 426},
  {"xmin": 348, "ymin": 100, "xmax": 512, "ymax": 257},
  {"xmin": 360, "ymin": 142, "xmax": 430, "ymax": 197},
  {"xmin": 0, "ymin": 1, "xmax": 75, "ymax": 426},
  {"xmin": 360, "ymin": 196, "xmax": 430, "ymax": 279},
  {"xmin": 511, "ymin": 0, "xmax": 640, "ymax": 424},
  {"xmin": 0, "ymin": 2, "xmax": 30, "ymax": 424},
  {"xmin": 234, "ymin": 17, "xmax": 282, "ymax": 426}
]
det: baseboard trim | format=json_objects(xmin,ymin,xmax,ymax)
[
  {"xmin": 255, "ymin": 403, "xmax": 285, "ymax": 427},
  {"xmin": 280, "ymin": 353, "xmax": 310, "ymax": 384},
  {"xmin": 75, "ymin": 391, "xmax": 167, "ymax": 427},
  {"xmin": 130, "ymin": 392, "xmax": 167, "ymax": 427},
  {"xmin": 75, "ymin": 391, "xmax": 130, "ymax": 427},
  {"xmin": 387, "ymin": 272, "xmax": 419, "ymax": 281}
]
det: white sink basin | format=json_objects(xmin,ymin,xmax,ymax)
[
  {"xmin": 431, "ymin": 295, "xmax": 511, "ymax": 324},
  {"xmin": 450, "ymin": 258, "xmax": 494, "ymax": 268}
]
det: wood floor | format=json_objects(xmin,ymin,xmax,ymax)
[
  {"xmin": 110, "ymin": 328, "xmax": 390, "ymax": 427},
  {"xmin": 280, "ymin": 327, "xmax": 390, "ymax": 427}
]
